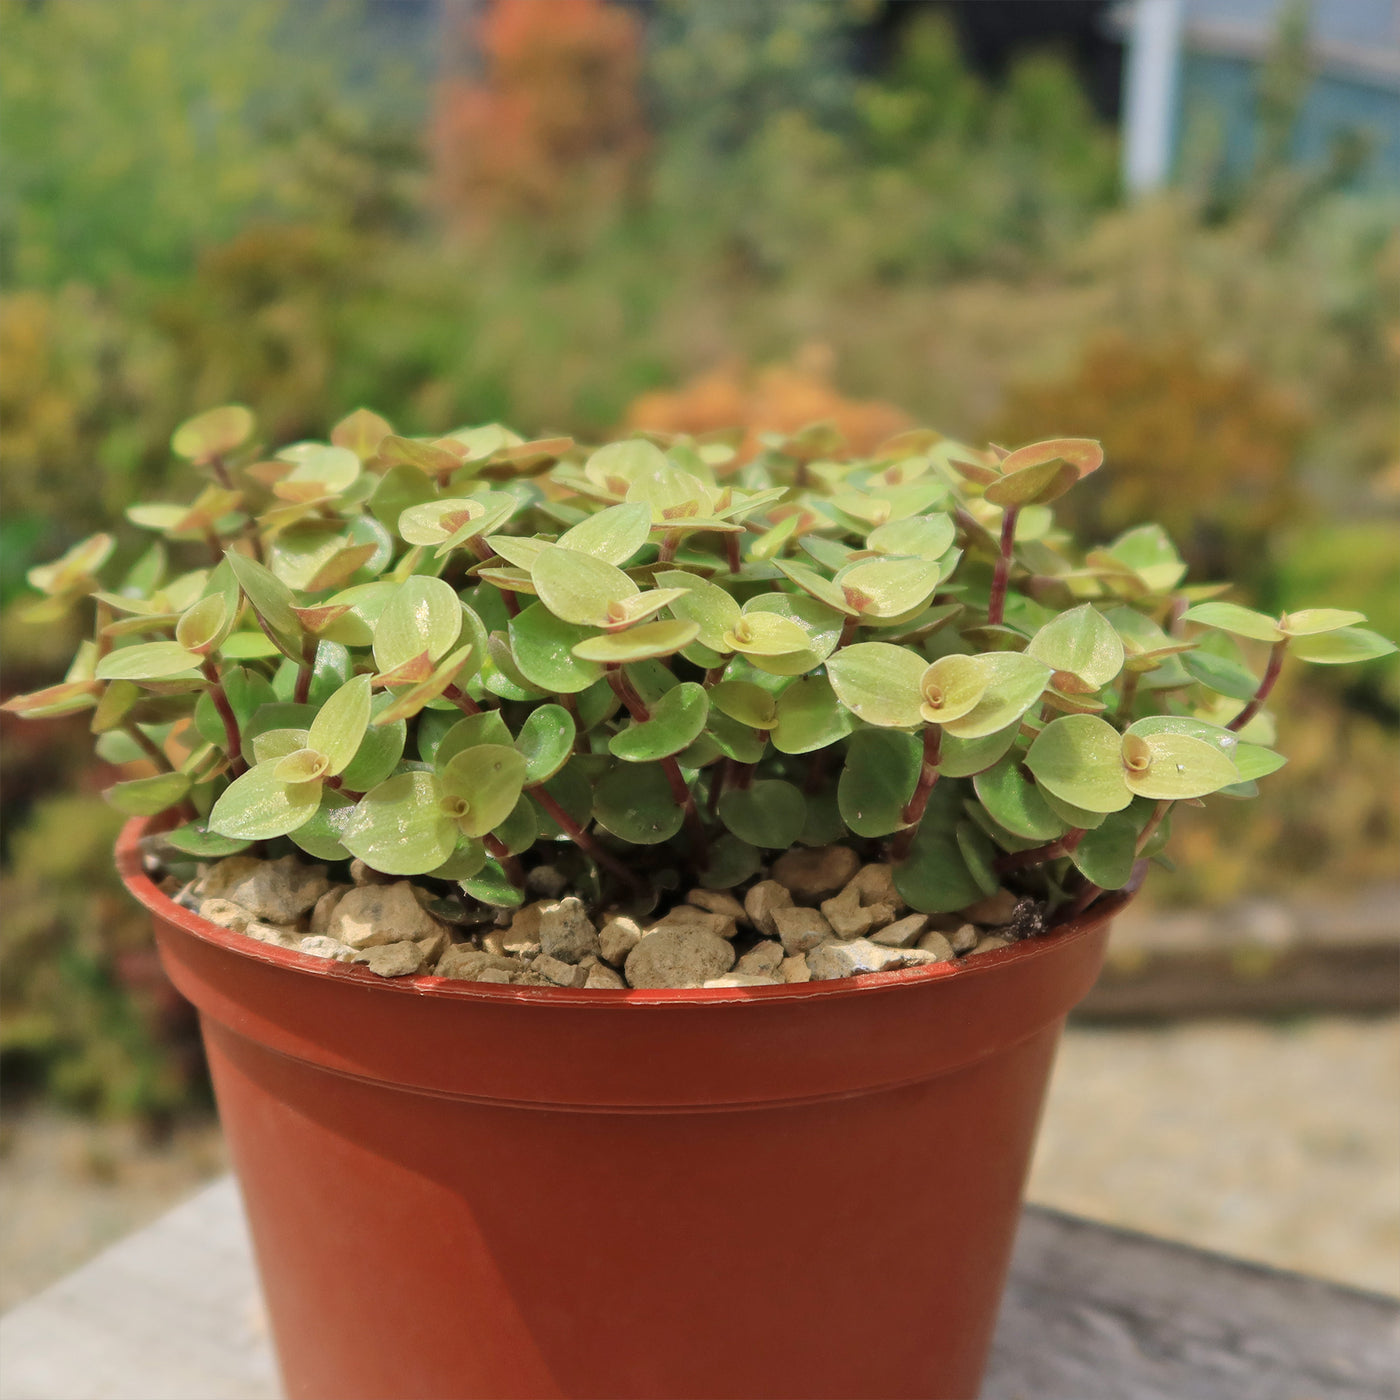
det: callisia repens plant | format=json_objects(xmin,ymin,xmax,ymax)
[{"xmin": 8, "ymin": 406, "xmax": 1395, "ymax": 922}]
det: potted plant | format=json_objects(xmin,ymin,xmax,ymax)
[{"xmin": 7, "ymin": 406, "xmax": 1393, "ymax": 1400}]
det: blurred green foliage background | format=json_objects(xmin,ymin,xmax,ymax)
[{"xmin": 2, "ymin": 0, "xmax": 1396, "ymax": 1118}]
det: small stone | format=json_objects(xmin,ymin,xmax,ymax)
[
  {"xmin": 599, "ymin": 916, "xmax": 643, "ymax": 967},
  {"xmin": 703, "ymin": 974, "xmax": 782, "ymax": 988},
  {"xmin": 820, "ymin": 887, "xmax": 898, "ymax": 939},
  {"xmin": 648, "ymin": 906, "xmax": 737, "ymax": 942},
  {"xmin": 526, "ymin": 864, "xmax": 569, "ymax": 901},
  {"xmin": 174, "ymin": 881, "xmax": 201, "ymax": 913},
  {"xmin": 242, "ymin": 921, "xmax": 301, "ymax": 949},
  {"xmin": 348, "ymin": 859, "xmax": 392, "ymax": 886},
  {"xmin": 538, "ymin": 897, "xmax": 600, "ymax": 964},
  {"xmin": 745, "ymin": 880, "xmax": 794, "ymax": 937},
  {"xmin": 771, "ymin": 845, "xmax": 860, "ymax": 900},
  {"xmin": 967, "ymin": 935, "xmax": 1013, "ymax": 957},
  {"xmin": 806, "ymin": 940, "xmax": 942, "ymax": 981},
  {"xmin": 353, "ymin": 941, "xmax": 427, "ymax": 977},
  {"xmin": 949, "ymin": 923, "xmax": 979, "ymax": 954},
  {"xmin": 772, "ymin": 906, "xmax": 833, "ymax": 955},
  {"xmin": 198, "ymin": 898, "xmax": 256, "ymax": 932},
  {"xmin": 780, "ymin": 954, "xmax": 812, "ymax": 984},
  {"xmin": 624, "ymin": 928, "xmax": 735, "ymax": 989},
  {"xmin": 529, "ymin": 953, "xmax": 589, "ymax": 988},
  {"xmin": 309, "ymin": 886, "xmax": 350, "ymax": 934},
  {"xmin": 475, "ymin": 968, "xmax": 518, "ymax": 984},
  {"xmin": 298, "ymin": 935, "xmax": 356, "ymax": 963},
  {"xmin": 843, "ymin": 863, "xmax": 905, "ymax": 912},
  {"xmin": 870, "ymin": 913, "xmax": 929, "ymax": 948},
  {"xmin": 199, "ymin": 855, "xmax": 330, "ymax": 925},
  {"xmin": 914, "ymin": 931, "xmax": 956, "ymax": 961},
  {"xmin": 962, "ymin": 889, "xmax": 1019, "ymax": 927},
  {"xmin": 415, "ymin": 924, "xmax": 450, "ymax": 964},
  {"xmin": 686, "ymin": 888, "xmax": 748, "ymax": 925},
  {"xmin": 734, "ymin": 940, "xmax": 785, "ymax": 977},
  {"xmin": 1005, "ymin": 899, "xmax": 1046, "ymax": 942},
  {"xmin": 329, "ymin": 881, "xmax": 449, "ymax": 951},
  {"xmin": 584, "ymin": 963, "xmax": 626, "ymax": 989},
  {"xmin": 434, "ymin": 947, "xmax": 523, "ymax": 980}
]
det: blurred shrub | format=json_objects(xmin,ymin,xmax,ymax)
[
  {"xmin": 991, "ymin": 333, "xmax": 1307, "ymax": 581},
  {"xmin": 625, "ymin": 346, "xmax": 912, "ymax": 457},
  {"xmin": 433, "ymin": 0, "xmax": 648, "ymax": 232}
]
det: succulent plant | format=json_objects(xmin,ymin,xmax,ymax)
[{"xmin": 7, "ymin": 406, "xmax": 1394, "ymax": 922}]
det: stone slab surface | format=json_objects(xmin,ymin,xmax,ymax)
[{"xmin": 1, "ymin": 1175, "xmax": 1396, "ymax": 1400}]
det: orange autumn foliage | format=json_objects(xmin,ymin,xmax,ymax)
[
  {"xmin": 433, "ymin": 0, "xmax": 647, "ymax": 227},
  {"xmin": 625, "ymin": 352, "xmax": 915, "ymax": 461}
]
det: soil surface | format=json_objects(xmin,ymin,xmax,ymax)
[{"xmin": 2, "ymin": 1016, "xmax": 1396, "ymax": 1310}]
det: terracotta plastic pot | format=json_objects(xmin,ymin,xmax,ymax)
[{"xmin": 118, "ymin": 819, "xmax": 1125, "ymax": 1400}]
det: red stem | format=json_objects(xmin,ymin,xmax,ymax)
[
  {"xmin": 994, "ymin": 827, "xmax": 1085, "ymax": 875},
  {"xmin": 201, "ymin": 662, "xmax": 247, "ymax": 776},
  {"xmin": 1227, "ymin": 639, "xmax": 1287, "ymax": 732},
  {"xmin": 987, "ymin": 506, "xmax": 1019, "ymax": 627},
  {"xmin": 530, "ymin": 783, "xmax": 645, "ymax": 895},
  {"xmin": 125, "ymin": 724, "xmax": 171, "ymax": 772},
  {"xmin": 725, "ymin": 534, "xmax": 741, "ymax": 574},
  {"xmin": 483, "ymin": 835, "xmax": 526, "ymax": 890},
  {"xmin": 1135, "ymin": 799, "xmax": 1172, "ymax": 856},
  {"xmin": 293, "ymin": 640, "xmax": 318, "ymax": 705},
  {"xmin": 888, "ymin": 727, "xmax": 943, "ymax": 862},
  {"xmin": 444, "ymin": 684, "xmax": 482, "ymax": 716}
]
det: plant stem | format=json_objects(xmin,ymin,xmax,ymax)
[
  {"xmin": 658, "ymin": 531, "xmax": 681, "ymax": 564},
  {"xmin": 1117, "ymin": 667, "xmax": 1140, "ymax": 721},
  {"xmin": 293, "ymin": 639, "xmax": 319, "ymax": 705},
  {"xmin": 529, "ymin": 783, "xmax": 645, "ymax": 895},
  {"xmin": 888, "ymin": 726, "xmax": 943, "ymax": 862},
  {"xmin": 1063, "ymin": 877, "xmax": 1104, "ymax": 920},
  {"xmin": 838, "ymin": 614, "xmax": 860, "ymax": 648},
  {"xmin": 1228, "ymin": 638, "xmax": 1287, "ymax": 732},
  {"xmin": 482, "ymin": 835, "xmax": 526, "ymax": 890},
  {"xmin": 200, "ymin": 661, "xmax": 247, "ymax": 776},
  {"xmin": 987, "ymin": 506, "xmax": 1020, "ymax": 627},
  {"xmin": 1135, "ymin": 799, "xmax": 1172, "ymax": 856},
  {"xmin": 94, "ymin": 600, "xmax": 115, "ymax": 662},
  {"xmin": 703, "ymin": 665, "xmax": 726, "ymax": 688},
  {"xmin": 994, "ymin": 826, "xmax": 1085, "ymax": 876},
  {"xmin": 125, "ymin": 724, "xmax": 172, "ymax": 772},
  {"xmin": 202, "ymin": 528, "xmax": 226, "ymax": 568},
  {"xmin": 725, "ymin": 534, "xmax": 741, "ymax": 574},
  {"xmin": 444, "ymin": 684, "xmax": 482, "ymax": 716}
]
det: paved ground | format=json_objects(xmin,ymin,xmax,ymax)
[{"xmin": 2, "ymin": 1016, "xmax": 1396, "ymax": 1310}]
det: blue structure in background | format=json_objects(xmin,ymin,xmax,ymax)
[{"xmin": 1115, "ymin": 0, "xmax": 1400, "ymax": 191}]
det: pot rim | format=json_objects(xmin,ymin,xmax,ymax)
[{"xmin": 118, "ymin": 816, "xmax": 1134, "ymax": 1012}]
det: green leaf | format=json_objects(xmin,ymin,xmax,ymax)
[
  {"xmin": 439, "ymin": 744, "xmax": 529, "ymax": 838},
  {"xmin": 508, "ymin": 603, "xmax": 605, "ymax": 694},
  {"xmin": 656, "ymin": 569, "xmax": 741, "ymax": 652},
  {"xmin": 918, "ymin": 654, "xmax": 989, "ymax": 725},
  {"xmin": 718, "ymin": 779, "xmax": 806, "ymax": 850},
  {"xmin": 742, "ymin": 593, "xmax": 846, "ymax": 675},
  {"xmin": 517, "ymin": 705, "xmax": 575, "ymax": 784},
  {"xmin": 95, "ymin": 641, "xmax": 203, "ymax": 682},
  {"xmin": 1278, "ymin": 608, "xmax": 1367, "ymax": 637},
  {"xmin": 492, "ymin": 795, "xmax": 539, "ymax": 856},
  {"xmin": 338, "ymin": 692, "xmax": 407, "ymax": 791},
  {"xmin": 1181, "ymin": 602, "xmax": 1285, "ymax": 643},
  {"xmin": 369, "ymin": 465, "xmax": 437, "ymax": 529},
  {"xmin": 373, "ymin": 576, "xmax": 463, "ymax": 672},
  {"xmin": 1027, "ymin": 604, "xmax": 1124, "ymax": 688},
  {"xmin": 571, "ymin": 619, "xmax": 699, "ymax": 663},
  {"xmin": 432, "ymin": 711, "xmax": 516, "ymax": 768},
  {"xmin": 288, "ymin": 789, "xmax": 356, "ymax": 862},
  {"xmin": 305, "ymin": 675, "xmax": 372, "ymax": 777},
  {"xmin": 827, "ymin": 643, "xmax": 925, "ymax": 728},
  {"xmin": 723, "ymin": 611, "xmax": 811, "ymax": 657},
  {"xmin": 225, "ymin": 550, "xmax": 304, "ymax": 661},
  {"xmin": 708, "ymin": 680, "xmax": 777, "ymax": 730},
  {"xmin": 1024, "ymin": 715, "xmax": 1133, "ymax": 814},
  {"xmin": 103, "ymin": 772, "xmax": 191, "ymax": 817},
  {"xmin": 956, "ymin": 820, "xmax": 1001, "ymax": 897},
  {"xmin": 171, "ymin": 404, "xmax": 254, "ymax": 462},
  {"xmin": 1071, "ymin": 813, "xmax": 1139, "ymax": 889},
  {"xmin": 609, "ymin": 682, "xmax": 709, "ymax": 761},
  {"xmin": 1039, "ymin": 786, "xmax": 1108, "ymax": 830},
  {"xmin": 460, "ymin": 861, "xmax": 525, "ymax": 910},
  {"xmin": 938, "ymin": 652, "xmax": 1052, "ymax": 739},
  {"xmin": 938, "ymin": 724, "xmax": 1020, "ymax": 778},
  {"xmin": 771, "ymin": 675, "xmax": 855, "ymax": 754},
  {"xmin": 1288, "ymin": 627, "xmax": 1397, "ymax": 665},
  {"xmin": 894, "ymin": 824, "xmax": 985, "ymax": 914},
  {"xmin": 209, "ymin": 762, "xmax": 323, "ymax": 840},
  {"xmin": 531, "ymin": 545, "xmax": 637, "ymax": 627},
  {"xmin": 1121, "ymin": 732, "xmax": 1239, "ymax": 800},
  {"xmin": 985, "ymin": 457, "xmax": 1079, "ymax": 508},
  {"xmin": 867, "ymin": 513, "xmax": 956, "ymax": 561},
  {"xmin": 424, "ymin": 840, "xmax": 489, "ymax": 882},
  {"xmin": 272, "ymin": 748, "xmax": 331, "ymax": 783},
  {"xmin": 341, "ymin": 771, "xmax": 458, "ymax": 875},
  {"xmin": 706, "ymin": 708, "xmax": 768, "ymax": 763},
  {"xmin": 1103, "ymin": 524, "xmax": 1187, "ymax": 593},
  {"xmin": 594, "ymin": 765, "xmax": 684, "ymax": 845},
  {"xmin": 1182, "ymin": 643, "xmax": 1259, "ymax": 702},
  {"xmin": 162, "ymin": 823, "xmax": 252, "ymax": 859},
  {"xmin": 838, "ymin": 728, "xmax": 921, "ymax": 837},
  {"xmin": 558, "ymin": 502, "xmax": 652, "ymax": 565},
  {"xmin": 973, "ymin": 757, "xmax": 1066, "ymax": 841},
  {"xmin": 700, "ymin": 833, "xmax": 762, "ymax": 890},
  {"xmin": 837, "ymin": 557, "xmax": 942, "ymax": 619}
]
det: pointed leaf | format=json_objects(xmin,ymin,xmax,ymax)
[
  {"xmin": 938, "ymin": 653, "xmax": 1052, "ymax": 739},
  {"xmin": 95, "ymin": 641, "xmax": 203, "ymax": 681},
  {"xmin": 558, "ymin": 502, "xmax": 652, "ymax": 565},
  {"xmin": 657, "ymin": 569, "xmax": 741, "ymax": 651},
  {"xmin": 1279, "ymin": 608, "xmax": 1367, "ymax": 637},
  {"xmin": 1025, "ymin": 715, "xmax": 1133, "ymax": 813},
  {"xmin": 1027, "ymin": 604, "xmax": 1124, "ymax": 689},
  {"xmin": 531, "ymin": 546, "xmax": 637, "ymax": 627},
  {"xmin": 226, "ymin": 550, "xmax": 304, "ymax": 661},
  {"xmin": 341, "ymin": 772, "xmax": 458, "ymax": 875},
  {"xmin": 571, "ymin": 619, "xmax": 699, "ymax": 663},
  {"xmin": 104, "ymin": 772, "xmax": 191, "ymax": 817},
  {"xmin": 306, "ymin": 674, "xmax": 373, "ymax": 776},
  {"xmin": 1288, "ymin": 627, "xmax": 1397, "ymax": 665},
  {"xmin": 1181, "ymin": 602, "xmax": 1285, "ymax": 643},
  {"xmin": 1122, "ymin": 732, "xmax": 1239, "ymax": 800},
  {"xmin": 372, "ymin": 576, "xmax": 463, "ymax": 672},
  {"xmin": 827, "ymin": 643, "xmax": 926, "ymax": 729}
]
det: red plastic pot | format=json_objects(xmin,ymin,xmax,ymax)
[{"xmin": 118, "ymin": 819, "xmax": 1124, "ymax": 1400}]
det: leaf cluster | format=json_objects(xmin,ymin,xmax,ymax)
[{"xmin": 8, "ymin": 408, "xmax": 1394, "ymax": 917}]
